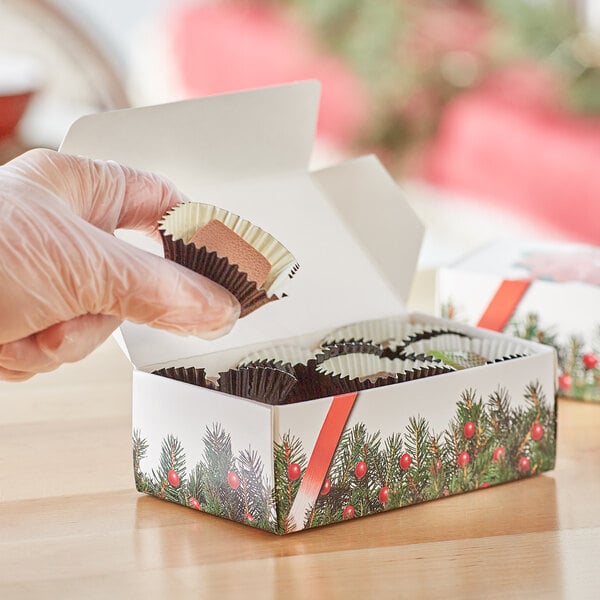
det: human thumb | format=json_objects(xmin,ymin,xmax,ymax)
[{"xmin": 91, "ymin": 233, "xmax": 241, "ymax": 339}]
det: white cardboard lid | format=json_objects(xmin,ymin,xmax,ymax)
[{"xmin": 60, "ymin": 81, "xmax": 424, "ymax": 368}]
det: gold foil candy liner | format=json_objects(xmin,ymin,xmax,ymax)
[
  {"xmin": 152, "ymin": 366, "xmax": 209, "ymax": 388},
  {"xmin": 217, "ymin": 363, "xmax": 297, "ymax": 405},
  {"xmin": 159, "ymin": 202, "xmax": 299, "ymax": 317}
]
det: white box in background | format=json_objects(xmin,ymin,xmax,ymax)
[{"xmin": 438, "ymin": 241, "xmax": 599, "ymax": 402}]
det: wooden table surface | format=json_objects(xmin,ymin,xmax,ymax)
[{"xmin": 1, "ymin": 336, "xmax": 599, "ymax": 599}]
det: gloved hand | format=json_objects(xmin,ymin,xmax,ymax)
[{"xmin": 0, "ymin": 149, "xmax": 240, "ymax": 381}]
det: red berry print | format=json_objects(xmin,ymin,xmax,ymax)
[
  {"xmin": 378, "ymin": 486, "xmax": 389, "ymax": 504},
  {"xmin": 457, "ymin": 451, "xmax": 470, "ymax": 468},
  {"xmin": 583, "ymin": 353, "xmax": 598, "ymax": 370},
  {"xmin": 492, "ymin": 446, "xmax": 505, "ymax": 463},
  {"xmin": 320, "ymin": 479, "xmax": 332, "ymax": 496},
  {"xmin": 463, "ymin": 421, "xmax": 476, "ymax": 439},
  {"xmin": 227, "ymin": 471, "xmax": 240, "ymax": 490},
  {"xmin": 342, "ymin": 505, "xmax": 355, "ymax": 520},
  {"xmin": 531, "ymin": 422, "xmax": 544, "ymax": 442},
  {"xmin": 189, "ymin": 497, "xmax": 201, "ymax": 510},
  {"xmin": 558, "ymin": 373, "xmax": 572, "ymax": 391},
  {"xmin": 354, "ymin": 461, "xmax": 367, "ymax": 480},
  {"xmin": 481, "ymin": 482, "xmax": 489, "ymax": 488},
  {"xmin": 287, "ymin": 463, "xmax": 301, "ymax": 481},
  {"xmin": 518, "ymin": 456, "xmax": 531, "ymax": 474},
  {"xmin": 244, "ymin": 512, "xmax": 254, "ymax": 522},
  {"xmin": 167, "ymin": 469, "xmax": 180, "ymax": 488},
  {"xmin": 399, "ymin": 452, "xmax": 412, "ymax": 471}
]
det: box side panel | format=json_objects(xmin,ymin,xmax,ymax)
[
  {"xmin": 132, "ymin": 371, "xmax": 276, "ymax": 532},
  {"xmin": 273, "ymin": 350, "xmax": 556, "ymax": 532}
]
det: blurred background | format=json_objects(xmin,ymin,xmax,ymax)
[{"xmin": 1, "ymin": 0, "xmax": 598, "ymax": 267}]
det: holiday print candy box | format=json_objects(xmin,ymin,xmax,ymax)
[
  {"xmin": 60, "ymin": 82, "xmax": 557, "ymax": 534},
  {"xmin": 437, "ymin": 241, "xmax": 599, "ymax": 402}
]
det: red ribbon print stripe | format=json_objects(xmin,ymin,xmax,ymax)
[
  {"xmin": 477, "ymin": 279, "xmax": 531, "ymax": 332},
  {"xmin": 286, "ymin": 392, "xmax": 357, "ymax": 531}
]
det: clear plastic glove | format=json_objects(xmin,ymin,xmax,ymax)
[{"xmin": 0, "ymin": 149, "xmax": 240, "ymax": 381}]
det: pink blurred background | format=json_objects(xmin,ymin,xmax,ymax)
[{"xmin": 1, "ymin": 0, "xmax": 598, "ymax": 265}]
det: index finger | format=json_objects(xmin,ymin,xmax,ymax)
[{"xmin": 7, "ymin": 149, "xmax": 186, "ymax": 235}]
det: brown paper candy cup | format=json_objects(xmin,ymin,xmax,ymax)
[
  {"xmin": 314, "ymin": 341, "xmax": 383, "ymax": 362},
  {"xmin": 152, "ymin": 366, "xmax": 209, "ymax": 388},
  {"xmin": 159, "ymin": 202, "xmax": 299, "ymax": 317},
  {"xmin": 315, "ymin": 350, "xmax": 402, "ymax": 395},
  {"xmin": 217, "ymin": 363, "xmax": 297, "ymax": 405}
]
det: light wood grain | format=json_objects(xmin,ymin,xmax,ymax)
[{"xmin": 1, "ymin": 336, "xmax": 600, "ymax": 600}]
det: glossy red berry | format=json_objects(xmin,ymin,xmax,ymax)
[
  {"xmin": 227, "ymin": 471, "xmax": 240, "ymax": 490},
  {"xmin": 189, "ymin": 497, "xmax": 201, "ymax": 510},
  {"xmin": 320, "ymin": 478, "xmax": 332, "ymax": 496},
  {"xmin": 463, "ymin": 421, "xmax": 476, "ymax": 439},
  {"xmin": 378, "ymin": 486, "xmax": 389, "ymax": 504},
  {"xmin": 457, "ymin": 451, "xmax": 470, "ymax": 468},
  {"xmin": 167, "ymin": 469, "xmax": 180, "ymax": 488},
  {"xmin": 399, "ymin": 452, "xmax": 412, "ymax": 471},
  {"xmin": 492, "ymin": 446, "xmax": 505, "ymax": 463},
  {"xmin": 518, "ymin": 456, "xmax": 531, "ymax": 474},
  {"xmin": 287, "ymin": 463, "xmax": 301, "ymax": 481},
  {"xmin": 354, "ymin": 461, "xmax": 367, "ymax": 480},
  {"xmin": 531, "ymin": 422, "xmax": 544, "ymax": 442},
  {"xmin": 583, "ymin": 353, "xmax": 598, "ymax": 370},
  {"xmin": 558, "ymin": 373, "xmax": 572, "ymax": 391}
]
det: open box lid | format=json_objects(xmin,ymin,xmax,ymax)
[{"xmin": 60, "ymin": 81, "xmax": 424, "ymax": 368}]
